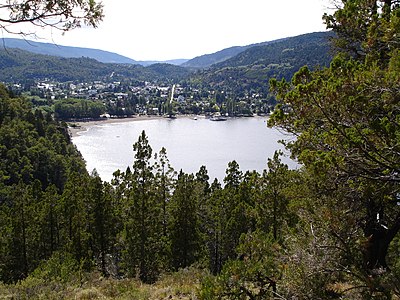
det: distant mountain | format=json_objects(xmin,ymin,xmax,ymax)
[
  {"xmin": 182, "ymin": 46, "xmax": 252, "ymax": 69},
  {"xmin": 0, "ymin": 48, "xmax": 190, "ymax": 83},
  {"xmin": 215, "ymin": 31, "xmax": 334, "ymax": 69},
  {"xmin": 165, "ymin": 59, "xmax": 189, "ymax": 65},
  {"xmin": 1, "ymin": 38, "xmax": 138, "ymax": 64},
  {"xmin": 0, "ymin": 38, "xmax": 189, "ymax": 66},
  {"xmin": 188, "ymin": 31, "xmax": 335, "ymax": 96},
  {"xmin": 139, "ymin": 59, "xmax": 189, "ymax": 66},
  {"xmin": 182, "ymin": 39, "xmax": 286, "ymax": 69},
  {"xmin": 0, "ymin": 31, "xmax": 334, "ymax": 86}
]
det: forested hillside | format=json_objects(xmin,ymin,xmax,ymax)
[
  {"xmin": 182, "ymin": 37, "xmax": 288, "ymax": 69},
  {"xmin": 0, "ymin": 32, "xmax": 333, "ymax": 93},
  {"xmin": 0, "ymin": 49, "xmax": 190, "ymax": 83},
  {"xmin": 187, "ymin": 32, "xmax": 334, "ymax": 97},
  {"xmin": 0, "ymin": 84, "xmax": 89, "ymax": 280},
  {"xmin": 182, "ymin": 45, "xmax": 251, "ymax": 68},
  {"xmin": 215, "ymin": 32, "xmax": 333, "ymax": 69},
  {"xmin": 1, "ymin": 38, "xmax": 137, "ymax": 64}
]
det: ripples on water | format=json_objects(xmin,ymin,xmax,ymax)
[{"xmin": 72, "ymin": 117, "xmax": 296, "ymax": 182}]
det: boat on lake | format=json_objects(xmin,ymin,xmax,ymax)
[{"xmin": 210, "ymin": 112, "xmax": 227, "ymax": 121}]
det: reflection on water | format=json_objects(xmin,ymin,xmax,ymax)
[{"xmin": 72, "ymin": 117, "xmax": 296, "ymax": 182}]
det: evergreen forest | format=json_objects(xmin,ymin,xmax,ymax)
[{"xmin": 1, "ymin": 0, "xmax": 400, "ymax": 299}]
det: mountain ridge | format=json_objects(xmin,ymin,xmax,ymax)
[
  {"xmin": 1, "ymin": 38, "xmax": 139, "ymax": 64},
  {"xmin": 1, "ymin": 38, "xmax": 190, "ymax": 66},
  {"xmin": 186, "ymin": 31, "xmax": 334, "ymax": 99},
  {"xmin": 182, "ymin": 38, "xmax": 288, "ymax": 69},
  {"xmin": 2, "ymin": 32, "xmax": 329, "ymax": 68},
  {"xmin": 0, "ymin": 31, "xmax": 334, "ymax": 84},
  {"xmin": 0, "ymin": 48, "xmax": 190, "ymax": 82},
  {"xmin": 213, "ymin": 31, "xmax": 334, "ymax": 69}
]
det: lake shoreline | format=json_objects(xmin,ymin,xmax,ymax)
[
  {"xmin": 67, "ymin": 114, "xmax": 267, "ymax": 137},
  {"xmin": 68, "ymin": 115, "xmax": 201, "ymax": 137}
]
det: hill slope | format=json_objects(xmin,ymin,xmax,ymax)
[
  {"xmin": 0, "ymin": 48, "xmax": 190, "ymax": 83},
  {"xmin": 188, "ymin": 31, "xmax": 334, "ymax": 96},
  {"xmin": 215, "ymin": 31, "xmax": 334, "ymax": 69},
  {"xmin": 182, "ymin": 37, "xmax": 290, "ymax": 69},
  {"xmin": 1, "ymin": 38, "xmax": 137, "ymax": 64},
  {"xmin": 182, "ymin": 45, "xmax": 253, "ymax": 69},
  {"xmin": 0, "ymin": 32, "xmax": 333, "ymax": 86}
]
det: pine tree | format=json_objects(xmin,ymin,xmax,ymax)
[
  {"xmin": 122, "ymin": 131, "xmax": 161, "ymax": 283},
  {"xmin": 259, "ymin": 151, "xmax": 294, "ymax": 241},
  {"xmin": 205, "ymin": 179, "xmax": 224, "ymax": 274},
  {"xmin": 88, "ymin": 171, "xmax": 117, "ymax": 276},
  {"xmin": 169, "ymin": 170, "xmax": 201, "ymax": 270},
  {"xmin": 220, "ymin": 161, "xmax": 246, "ymax": 265},
  {"xmin": 59, "ymin": 172, "xmax": 91, "ymax": 266},
  {"xmin": 269, "ymin": 1, "xmax": 400, "ymax": 295},
  {"xmin": 154, "ymin": 147, "xmax": 176, "ymax": 239},
  {"xmin": 153, "ymin": 147, "xmax": 176, "ymax": 269}
]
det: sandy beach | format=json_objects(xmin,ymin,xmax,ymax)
[{"xmin": 67, "ymin": 115, "xmax": 199, "ymax": 137}]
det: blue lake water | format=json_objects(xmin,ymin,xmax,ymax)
[{"xmin": 72, "ymin": 117, "xmax": 296, "ymax": 182}]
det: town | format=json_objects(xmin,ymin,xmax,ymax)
[{"xmin": 8, "ymin": 78, "xmax": 275, "ymax": 120}]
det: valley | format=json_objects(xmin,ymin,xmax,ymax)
[{"xmin": 2, "ymin": 31, "xmax": 334, "ymax": 120}]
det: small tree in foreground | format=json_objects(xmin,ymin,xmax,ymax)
[
  {"xmin": 0, "ymin": 0, "xmax": 103, "ymax": 35},
  {"xmin": 269, "ymin": 0, "xmax": 400, "ymax": 296}
]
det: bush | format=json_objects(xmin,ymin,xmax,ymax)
[{"xmin": 30, "ymin": 251, "xmax": 81, "ymax": 283}]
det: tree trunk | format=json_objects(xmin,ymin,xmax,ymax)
[
  {"xmin": 364, "ymin": 227, "xmax": 389, "ymax": 270},
  {"xmin": 364, "ymin": 212, "xmax": 400, "ymax": 272},
  {"xmin": 383, "ymin": 0, "xmax": 392, "ymax": 20}
]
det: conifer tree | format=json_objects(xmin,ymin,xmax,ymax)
[
  {"xmin": 88, "ymin": 171, "xmax": 117, "ymax": 276},
  {"xmin": 169, "ymin": 171, "xmax": 201, "ymax": 270},
  {"xmin": 122, "ymin": 131, "xmax": 161, "ymax": 283},
  {"xmin": 41, "ymin": 184, "xmax": 60, "ymax": 256},
  {"xmin": 259, "ymin": 151, "xmax": 294, "ymax": 241},
  {"xmin": 204, "ymin": 178, "xmax": 224, "ymax": 274},
  {"xmin": 269, "ymin": 0, "xmax": 400, "ymax": 296},
  {"xmin": 220, "ymin": 161, "xmax": 247, "ymax": 265},
  {"xmin": 154, "ymin": 147, "xmax": 176, "ymax": 239},
  {"xmin": 153, "ymin": 147, "xmax": 176, "ymax": 269},
  {"xmin": 59, "ymin": 172, "xmax": 91, "ymax": 265}
]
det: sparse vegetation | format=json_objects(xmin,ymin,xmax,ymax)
[{"xmin": 0, "ymin": 267, "xmax": 206, "ymax": 300}]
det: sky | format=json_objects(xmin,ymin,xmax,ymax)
[{"xmin": 2, "ymin": 0, "xmax": 332, "ymax": 61}]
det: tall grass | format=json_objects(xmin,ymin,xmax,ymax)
[{"xmin": 0, "ymin": 267, "xmax": 207, "ymax": 300}]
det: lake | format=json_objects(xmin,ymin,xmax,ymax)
[{"xmin": 72, "ymin": 116, "xmax": 296, "ymax": 182}]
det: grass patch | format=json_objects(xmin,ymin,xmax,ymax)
[{"xmin": 0, "ymin": 267, "xmax": 207, "ymax": 300}]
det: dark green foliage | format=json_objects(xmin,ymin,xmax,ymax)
[
  {"xmin": 199, "ymin": 232, "xmax": 282, "ymax": 300},
  {"xmin": 0, "ymin": 48, "xmax": 190, "ymax": 83},
  {"xmin": 54, "ymin": 98, "xmax": 105, "ymax": 120},
  {"xmin": 0, "ymin": 84, "xmax": 81, "ymax": 190},
  {"xmin": 260, "ymin": 151, "xmax": 297, "ymax": 241},
  {"xmin": 182, "ymin": 45, "xmax": 256, "ymax": 69},
  {"xmin": 216, "ymin": 32, "xmax": 334, "ymax": 70},
  {"xmin": 0, "ymin": 83, "xmax": 90, "ymax": 282},
  {"xmin": 266, "ymin": 1, "xmax": 400, "ymax": 297},
  {"xmin": 188, "ymin": 32, "xmax": 335, "ymax": 98},
  {"xmin": 87, "ymin": 172, "xmax": 118, "ymax": 276},
  {"xmin": 169, "ymin": 171, "xmax": 201, "ymax": 270},
  {"xmin": 119, "ymin": 131, "xmax": 163, "ymax": 283},
  {"xmin": 146, "ymin": 63, "xmax": 192, "ymax": 81},
  {"xmin": 269, "ymin": 53, "xmax": 400, "ymax": 275},
  {"xmin": 154, "ymin": 148, "xmax": 176, "ymax": 234},
  {"xmin": 198, "ymin": 154, "xmax": 299, "ymax": 299}
]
